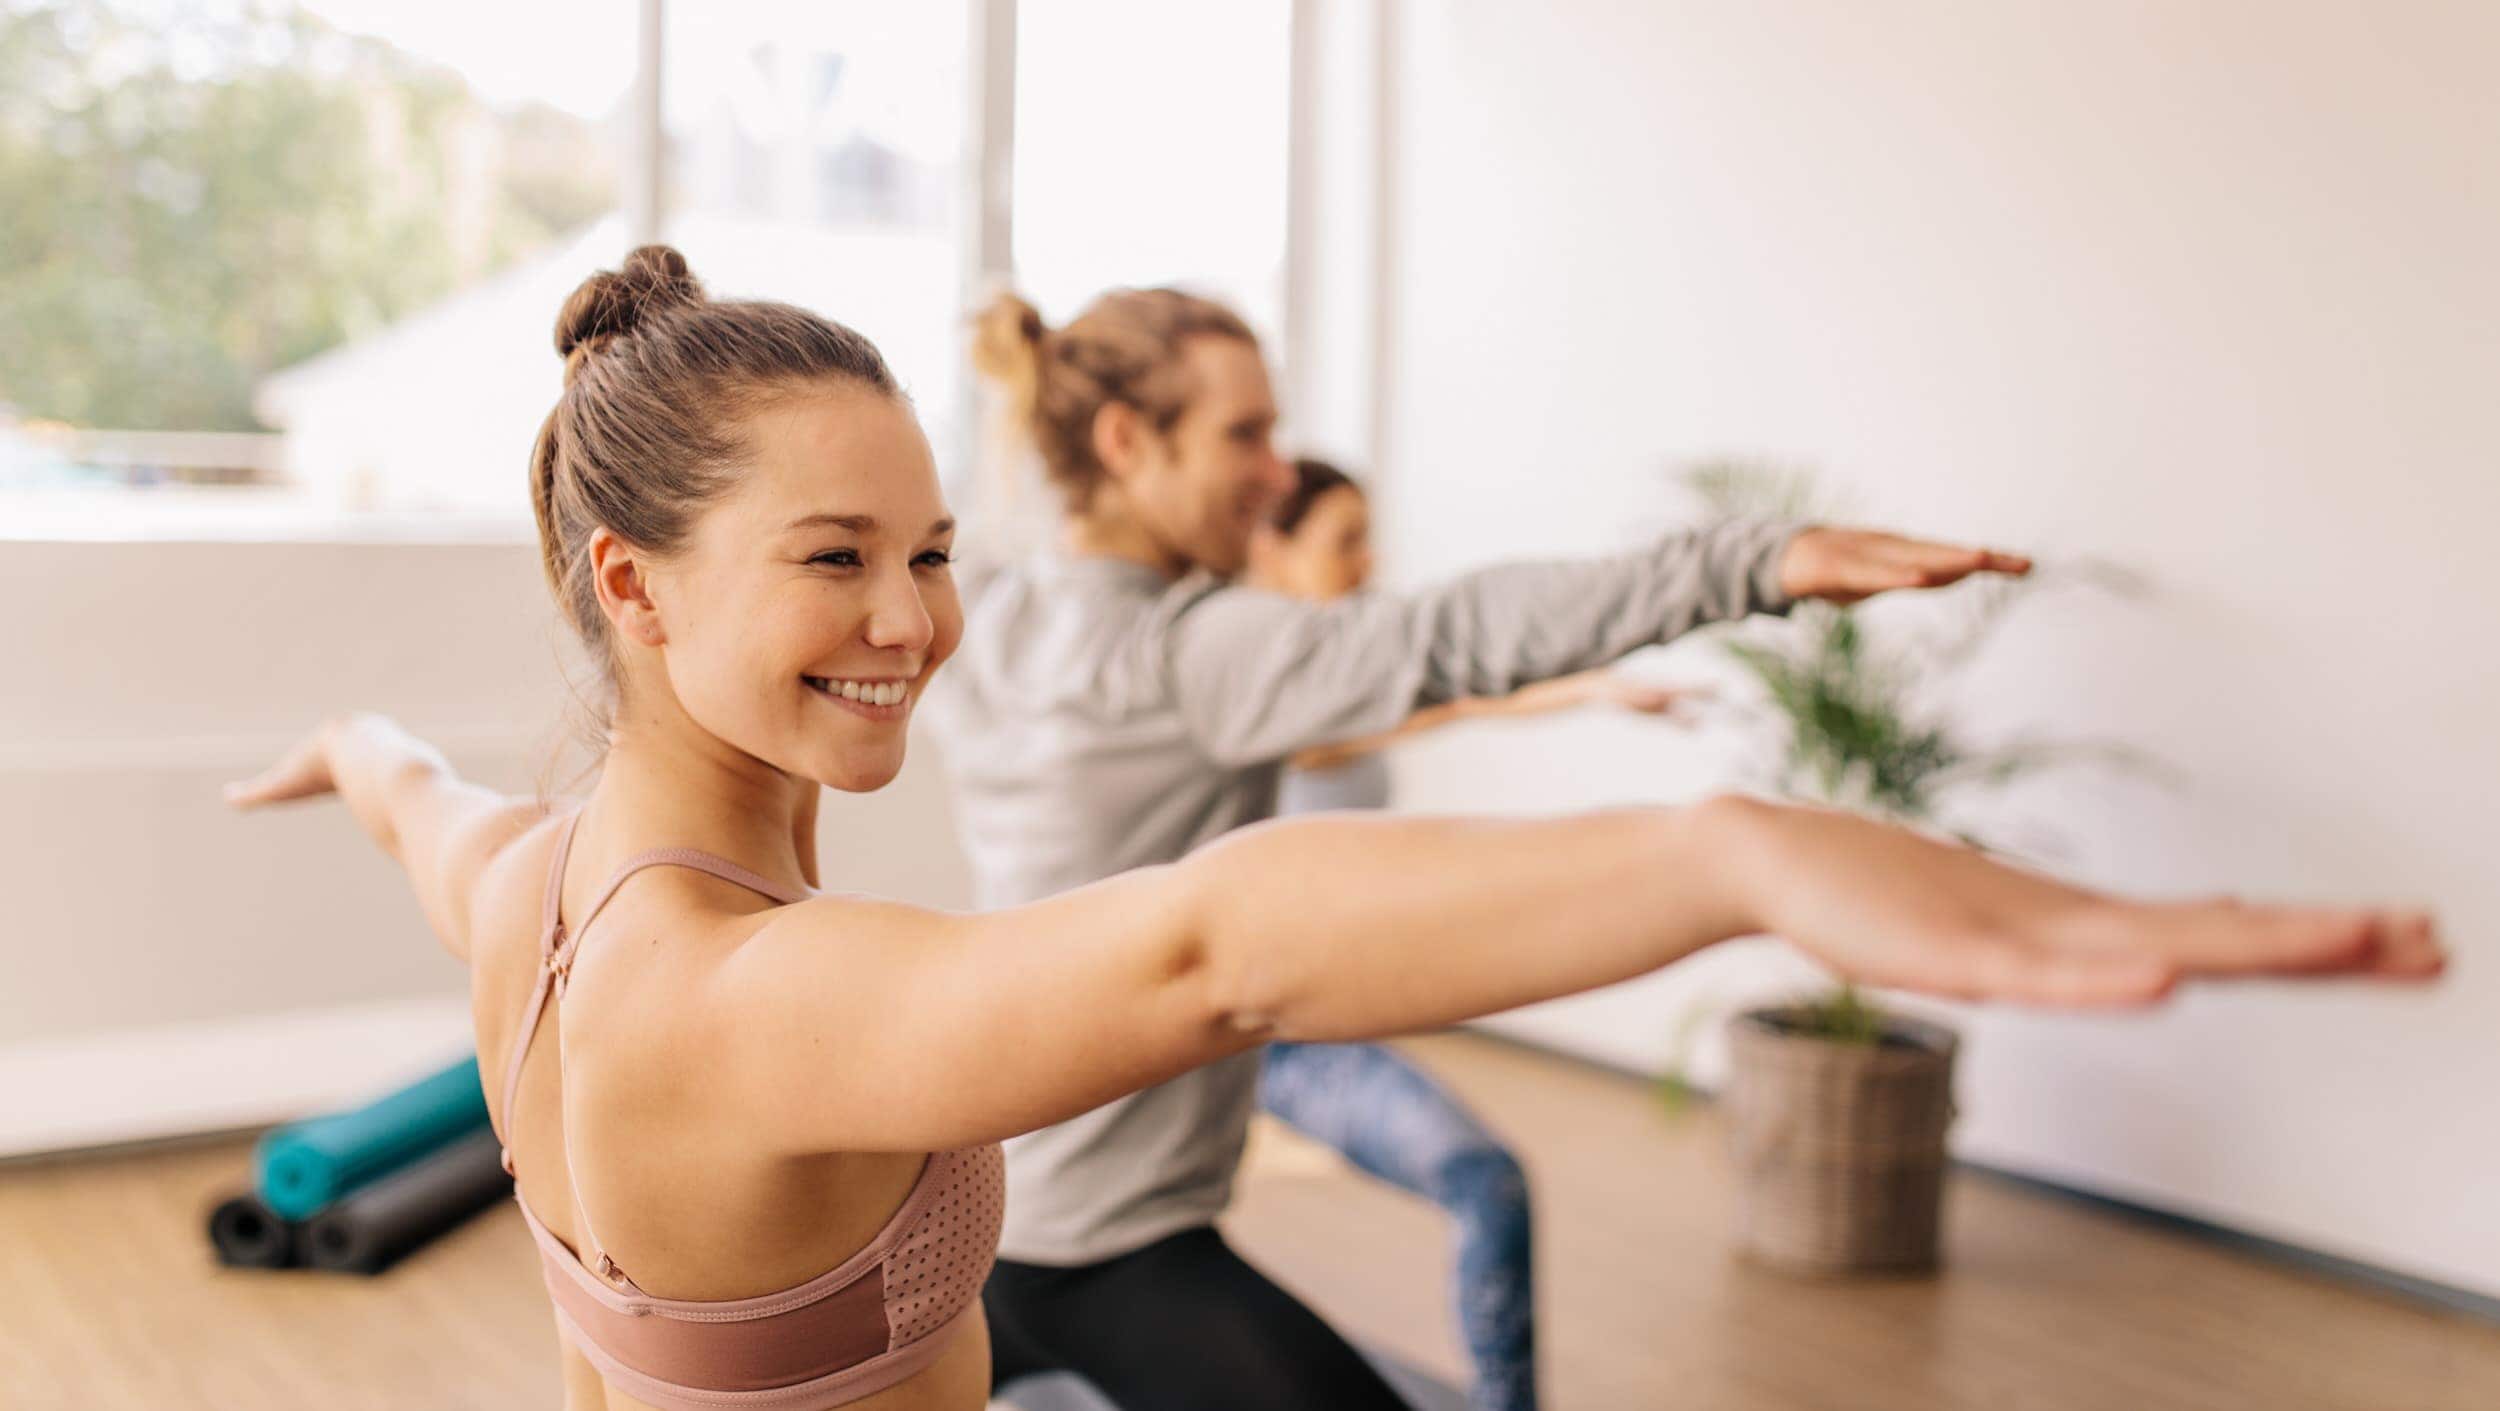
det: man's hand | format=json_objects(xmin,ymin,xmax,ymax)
[{"xmin": 1779, "ymin": 528, "xmax": 2032, "ymax": 606}]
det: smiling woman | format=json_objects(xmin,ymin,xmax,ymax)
[{"xmin": 525, "ymin": 247, "xmax": 963, "ymax": 794}]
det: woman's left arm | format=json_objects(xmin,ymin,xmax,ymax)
[
  {"xmin": 1288, "ymin": 673, "xmax": 1702, "ymax": 772},
  {"xmin": 224, "ymin": 713, "xmax": 548, "ymax": 961}
]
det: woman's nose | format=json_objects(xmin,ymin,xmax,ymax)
[{"xmin": 864, "ymin": 569, "xmax": 935, "ymax": 654}]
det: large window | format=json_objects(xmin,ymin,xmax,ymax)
[
  {"xmin": 1011, "ymin": 0, "xmax": 1291, "ymax": 340},
  {"xmin": 1, "ymin": 0, "xmax": 1293, "ymax": 534},
  {"xmin": 1, "ymin": 0, "xmax": 635, "ymax": 524},
  {"xmin": 660, "ymin": 0, "xmax": 972, "ymax": 481}
]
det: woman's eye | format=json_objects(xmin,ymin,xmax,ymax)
[{"xmin": 807, "ymin": 548, "xmax": 950, "ymax": 570}]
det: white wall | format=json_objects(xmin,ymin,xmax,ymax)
[
  {"xmin": 1283, "ymin": 0, "xmax": 1390, "ymax": 470},
  {"xmin": 0, "ymin": 534, "xmax": 971, "ymax": 1154},
  {"xmin": 1370, "ymin": 0, "xmax": 2498, "ymax": 1295}
]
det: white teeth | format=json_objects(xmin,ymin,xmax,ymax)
[{"xmin": 818, "ymin": 678, "xmax": 907, "ymax": 707}]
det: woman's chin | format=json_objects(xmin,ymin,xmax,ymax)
[{"xmin": 811, "ymin": 746, "xmax": 906, "ymax": 794}]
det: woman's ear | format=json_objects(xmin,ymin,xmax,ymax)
[{"xmin": 588, "ymin": 527, "xmax": 667, "ymax": 647}]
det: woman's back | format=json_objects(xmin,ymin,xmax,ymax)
[{"xmin": 470, "ymin": 811, "xmax": 999, "ymax": 1411}]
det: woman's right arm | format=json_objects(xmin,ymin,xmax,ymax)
[
  {"xmin": 224, "ymin": 714, "xmax": 546, "ymax": 963},
  {"xmin": 701, "ymin": 796, "xmax": 2442, "ymax": 1156}
]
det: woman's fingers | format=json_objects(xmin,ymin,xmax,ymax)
[
  {"xmin": 224, "ymin": 768, "xmax": 305, "ymax": 808},
  {"xmin": 2358, "ymin": 909, "xmax": 2447, "ymax": 978},
  {"xmin": 1891, "ymin": 890, "xmax": 2441, "ymax": 1005},
  {"xmin": 1751, "ymin": 799, "xmax": 2443, "ymax": 1010},
  {"xmin": 1613, "ymin": 683, "xmax": 1685, "ymax": 714},
  {"xmin": 2054, "ymin": 898, "xmax": 2445, "ymax": 982},
  {"xmin": 2175, "ymin": 900, "xmax": 2373, "ymax": 972},
  {"xmin": 1914, "ymin": 905, "xmax": 2434, "ymax": 1008},
  {"xmin": 222, "ymin": 736, "xmax": 334, "ymax": 809}
]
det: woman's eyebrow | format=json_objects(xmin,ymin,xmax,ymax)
[{"xmin": 781, "ymin": 513, "xmax": 956, "ymax": 537}]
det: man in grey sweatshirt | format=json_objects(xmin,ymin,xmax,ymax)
[
  {"xmin": 940, "ymin": 285, "xmax": 2026, "ymax": 1411},
  {"xmin": 934, "ymin": 520, "xmax": 1817, "ymax": 1411},
  {"xmin": 939, "ymin": 519, "xmax": 1799, "ymax": 1260}
]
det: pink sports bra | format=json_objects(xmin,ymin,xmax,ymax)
[{"xmin": 495, "ymin": 812, "xmax": 1005, "ymax": 1409}]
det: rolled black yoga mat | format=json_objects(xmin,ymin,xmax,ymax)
[
  {"xmin": 207, "ymin": 1192, "xmax": 302, "ymax": 1269},
  {"xmin": 301, "ymin": 1126, "xmax": 513, "ymax": 1275}
]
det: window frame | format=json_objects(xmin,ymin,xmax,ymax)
[{"xmin": 4, "ymin": 0, "xmax": 1335, "ymax": 546}]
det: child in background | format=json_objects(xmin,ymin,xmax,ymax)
[{"xmin": 1246, "ymin": 458, "xmax": 1704, "ymax": 1411}]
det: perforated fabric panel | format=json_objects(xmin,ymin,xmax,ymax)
[{"xmin": 883, "ymin": 1145, "xmax": 1006, "ymax": 1346}]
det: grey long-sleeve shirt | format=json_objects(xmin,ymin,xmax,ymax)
[{"xmin": 926, "ymin": 517, "xmax": 1802, "ymax": 1265}]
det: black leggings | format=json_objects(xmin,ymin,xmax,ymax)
[{"xmin": 986, "ymin": 1226, "xmax": 1416, "ymax": 1411}]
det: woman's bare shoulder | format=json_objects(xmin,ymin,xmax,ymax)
[{"xmin": 464, "ymin": 808, "xmax": 576, "ymax": 1002}]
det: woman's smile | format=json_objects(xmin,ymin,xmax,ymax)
[{"xmin": 803, "ymin": 674, "xmax": 913, "ymax": 719}]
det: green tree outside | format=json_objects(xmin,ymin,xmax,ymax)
[{"xmin": 0, "ymin": 0, "xmax": 614, "ymax": 433}]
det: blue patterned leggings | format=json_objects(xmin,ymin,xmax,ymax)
[{"xmin": 1260, "ymin": 1041, "xmax": 1537, "ymax": 1411}]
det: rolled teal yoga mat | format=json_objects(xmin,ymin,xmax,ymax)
[{"xmin": 255, "ymin": 1054, "xmax": 491, "ymax": 1221}]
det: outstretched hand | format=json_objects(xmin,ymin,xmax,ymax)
[
  {"xmin": 1510, "ymin": 670, "xmax": 1711, "ymax": 722},
  {"xmin": 1778, "ymin": 528, "xmax": 2033, "ymax": 606},
  {"xmin": 1735, "ymin": 800, "xmax": 2445, "ymax": 1007},
  {"xmin": 1590, "ymin": 677, "xmax": 1710, "ymax": 720},
  {"xmin": 223, "ymin": 726, "xmax": 339, "ymax": 809}
]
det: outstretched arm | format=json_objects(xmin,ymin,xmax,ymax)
[
  {"xmin": 1289, "ymin": 671, "xmax": 1701, "ymax": 773},
  {"xmin": 1170, "ymin": 521, "xmax": 2027, "ymax": 768},
  {"xmin": 224, "ymin": 714, "xmax": 547, "ymax": 961},
  {"xmin": 706, "ymin": 796, "xmax": 2441, "ymax": 1156}
]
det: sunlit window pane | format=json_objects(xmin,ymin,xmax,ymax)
[
  {"xmin": 1, "ymin": 0, "xmax": 634, "ymax": 524},
  {"xmin": 1011, "ymin": 0, "xmax": 1290, "ymax": 340},
  {"xmin": 658, "ymin": 0, "xmax": 972, "ymax": 481}
]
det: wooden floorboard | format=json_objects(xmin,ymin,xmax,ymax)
[
  {"xmin": 3, "ymin": 1031, "xmax": 2494, "ymax": 1409},
  {"xmin": 1227, "ymin": 1034, "xmax": 2500, "ymax": 1411}
]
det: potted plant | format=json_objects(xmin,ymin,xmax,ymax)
[{"xmin": 1684, "ymin": 461, "xmax": 2151, "ymax": 1275}]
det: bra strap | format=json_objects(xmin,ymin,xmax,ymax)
[
  {"xmin": 499, "ymin": 821, "xmax": 812, "ymax": 1288},
  {"xmin": 497, "ymin": 811, "xmax": 586, "ymax": 1177}
]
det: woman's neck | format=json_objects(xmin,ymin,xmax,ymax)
[{"xmin": 585, "ymin": 698, "xmax": 817, "ymax": 888}]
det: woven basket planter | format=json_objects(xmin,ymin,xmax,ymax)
[{"xmin": 1723, "ymin": 1004, "xmax": 1959, "ymax": 1275}]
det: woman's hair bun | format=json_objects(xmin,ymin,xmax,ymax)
[{"xmin": 554, "ymin": 244, "xmax": 706, "ymax": 360}]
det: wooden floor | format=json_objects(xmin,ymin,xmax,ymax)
[{"xmin": 4, "ymin": 1032, "xmax": 2495, "ymax": 1410}]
